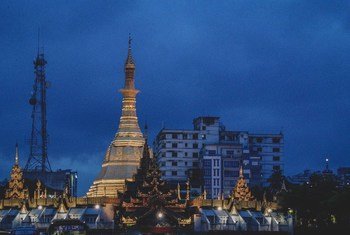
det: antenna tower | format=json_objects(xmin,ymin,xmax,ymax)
[{"xmin": 24, "ymin": 35, "xmax": 52, "ymax": 172}]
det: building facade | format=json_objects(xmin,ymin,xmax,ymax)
[
  {"xmin": 87, "ymin": 38, "xmax": 144, "ymax": 197},
  {"xmin": 154, "ymin": 117, "xmax": 284, "ymax": 197}
]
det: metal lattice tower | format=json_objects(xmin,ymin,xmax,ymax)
[{"xmin": 24, "ymin": 48, "xmax": 52, "ymax": 172}]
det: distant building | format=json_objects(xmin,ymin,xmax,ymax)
[
  {"xmin": 287, "ymin": 169, "xmax": 314, "ymax": 185},
  {"xmin": 154, "ymin": 116, "xmax": 284, "ymax": 195},
  {"xmin": 337, "ymin": 167, "xmax": 350, "ymax": 187},
  {"xmin": 24, "ymin": 169, "xmax": 78, "ymax": 197}
]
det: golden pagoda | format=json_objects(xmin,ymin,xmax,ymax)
[
  {"xmin": 232, "ymin": 166, "xmax": 254, "ymax": 202},
  {"xmin": 87, "ymin": 36, "xmax": 145, "ymax": 197},
  {"xmin": 5, "ymin": 144, "xmax": 28, "ymax": 199}
]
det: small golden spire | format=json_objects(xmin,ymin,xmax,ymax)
[
  {"xmin": 125, "ymin": 34, "xmax": 135, "ymax": 67},
  {"xmin": 239, "ymin": 165, "xmax": 243, "ymax": 178},
  {"xmin": 177, "ymin": 182, "xmax": 181, "ymax": 200},
  {"xmin": 15, "ymin": 143, "xmax": 19, "ymax": 165},
  {"xmin": 186, "ymin": 178, "xmax": 190, "ymax": 200}
]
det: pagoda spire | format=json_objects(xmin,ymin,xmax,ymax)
[
  {"xmin": 5, "ymin": 144, "xmax": 28, "ymax": 199},
  {"xmin": 232, "ymin": 165, "xmax": 254, "ymax": 202},
  {"xmin": 15, "ymin": 143, "xmax": 19, "ymax": 165},
  {"xmin": 87, "ymin": 36, "xmax": 144, "ymax": 197},
  {"xmin": 125, "ymin": 34, "xmax": 135, "ymax": 67},
  {"xmin": 239, "ymin": 165, "xmax": 243, "ymax": 177}
]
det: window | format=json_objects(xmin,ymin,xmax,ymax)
[
  {"xmin": 172, "ymin": 161, "xmax": 177, "ymax": 166},
  {"xmin": 172, "ymin": 134, "xmax": 178, "ymax": 139},
  {"xmin": 224, "ymin": 161, "xmax": 234, "ymax": 168},
  {"xmin": 202, "ymin": 126, "xmax": 206, "ymax": 130},
  {"xmin": 204, "ymin": 169, "xmax": 211, "ymax": 176},
  {"xmin": 172, "ymin": 171, "xmax": 177, "ymax": 176},
  {"xmin": 257, "ymin": 147, "xmax": 262, "ymax": 152},
  {"xmin": 273, "ymin": 156, "xmax": 280, "ymax": 161},
  {"xmin": 226, "ymin": 150, "xmax": 234, "ymax": 156},
  {"xmin": 214, "ymin": 159, "xmax": 220, "ymax": 167},
  {"xmin": 193, "ymin": 162, "xmax": 199, "ymax": 167},
  {"xmin": 214, "ymin": 169, "xmax": 220, "ymax": 176},
  {"xmin": 185, "ymin": 161, "xmax": 188, "ymax": 166},
  {"xmin": 203, "ymin": 159, "xmax": 211, "ymax": 167},
  {"xmin": 193, "ymin": 143, "xmax": 198, "ymax": 149},
  {"xmin": 256, "ymin": 137, "xmax": 263, "ymax": 143},
  {"xmin": 224, "ymin": 170, "xmax": 234, "ymax": 177},
  {"xmin": 233, "ymin": 161, "xmax": 239, "ymax": 167},
  {"xmin": 183, "ymin": 134, "xmax": 188, "ymax": 139},
  {"xmin": 273, "ymin": 148, "xmax": 280, "ymax": 153},
  {"xmin": 172, "ymin": 143, "xmax": 178, "ymax": 148},
  {"xmin": 273, "ymin": 165, "xmax": 280, "ymax": 171},
  {"xmin": 172, "ymin": 152, "xmax": 178, "ymax": 157},
  {"xmin": 208, "ymin": 150, "xmax": 216, "ymax": 155},
  {"xmin": 201, "ymin": 134, "xmax": 206, "ymax": 140},
  {"xmin": 273, "ymin": 137, "xmax": 280, "ymax": 143},
  {"xmin": 192, "ymin": 152, "xmax": 199, "ymax": 158},
  {"xmin": 224, "ymin": 180, "xmax": 235, "ymax": 187},
  {"xmin": 184, "ymin": 152, "xmax": 188, "ymax": 157},
  {"xmin": 205, "ymin": 179, "xmax": 211, "ymax": 185},
  {"xmin": 193, "ymin": 134, "xmax": 198, "ymax": 140},
  {"xmin": 213, "ymin": 179, "xmax": 219, "ymax": 186},
  {"xmin": 185, "ymin": 143, "xmax": 188, "ymax": 147}
]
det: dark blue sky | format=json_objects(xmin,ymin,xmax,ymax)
[{"xmin": 0, "ymin": 1, "xmax": 349, "ymax": 196}]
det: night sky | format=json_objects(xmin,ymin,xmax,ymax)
[{"xmin": 0, "ymin": 1, "xmax": 349, "ymax": 196}]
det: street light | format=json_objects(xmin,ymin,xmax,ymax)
[{"xmin": 157, "ymin": 212, "xmax": 163, "ymax": 219}]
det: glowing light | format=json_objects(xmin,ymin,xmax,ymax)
[
  {"xmin": 95, "ymin": 204, "xmax": 100, "ymax": 209},
  {"xmin": 267, "ymin": 208, "xmax": 272, "ymax": 213},
  {"xmin": 218, "ymin": 207, "xmax": 222, "ymax": 211},
  {"xmin": 326, "ymin": 158, "xmax": 329, "ymax": 162},
  {"xmin": 157, "ymin": 212, "xmax": 163, "ymax": 219},
  {"xmin": 38, "ymin": 205, "xmax": 43, "ymax": 210}
]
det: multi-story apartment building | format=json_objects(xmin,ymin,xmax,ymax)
[
  {"xmin": 154, "ymin": 130, "xmax": 204, "ymax": 184},
  {"xmin": 248, "ymin": 133, "xmax": 284, "ymax": 185},
  {"xmin": 154, "ymin": 116, "xmax": 284, "ymax": 195}
]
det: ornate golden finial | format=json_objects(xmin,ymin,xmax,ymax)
[
  {"xmin": 203, "ymin": 189, "xmax": 207, "ymax": 200},
  {"xmin": 186, "ymin": 178, "xmax": 190, "ymax": 200},
  {"xmin": 125, "ymin": 34, "xmax": 135, "ymax": 67},
  {"xmin": 239, "ymin": 165, "xmax": 244, "ymax": 177},
  {"xmin": 35, "ymin": 180, "xmax": 42, "ymax": 199},
  {"xmin": 177, "ymin": 183, "xmax": 181, "ymax": 200},
  {"xmin": 15, "ymin": 143, "xmax": 19, "ymax": 165}
]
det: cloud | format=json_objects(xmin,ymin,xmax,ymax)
[{"xmin": 0, "ymin": 0, "xmax": 349, "ymax": 194}]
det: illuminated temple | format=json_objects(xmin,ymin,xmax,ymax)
[
  {"xmin": 0, "ymin": 39, "xmax": 294, "ymax": 234},
  {"xmin": 87, "ymin": 38, "xmax": 145, "ymax": 197}
]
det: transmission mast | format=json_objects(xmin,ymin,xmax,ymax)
[{"xmin": 24, "ymin": 46, "xmax": 52, "ymax": 172}]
